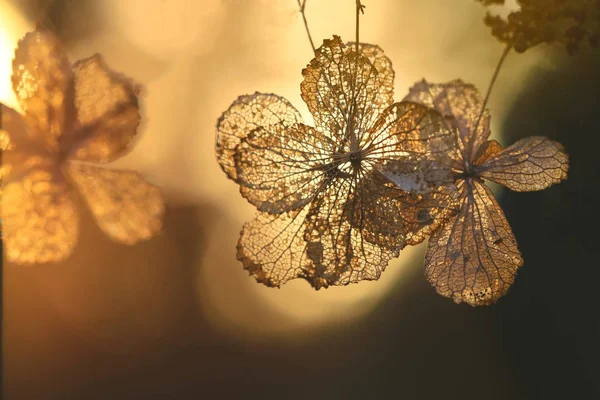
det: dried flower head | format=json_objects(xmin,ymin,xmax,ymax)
[
  {"xmin": 216, "ymin": 36, "xmax": 455, "ymax": 289},
  {"xmin": 476, "ymin": 0, "xmax": 600, "ymax": 53},
  {"xmin": 404, "ymin": 79, "xmax": 569, "ymax": 305},
  {"xmin": 0, "ymin": 30, "xmax": 164, "ymax": 264}
]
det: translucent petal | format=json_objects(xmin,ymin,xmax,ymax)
[
  {"xmin": 0, "ymin": 102, "xmax": 49, "ymax": 153},
  {"xmin": 399, "ymin": 185, "xmax": 460, "ymax": 246},
  {"xmin": 302, "ymin": 172, "xmax": 400, "ymax": 287},
  {"xmin": 1, "ymin": 103, "xmax": 55, "ymax": 185},
  {"xmin": 347, "ymin": 41, "xmax": 394, "ymax": 110},
  {"xmin": 216, "ymin": 92, "xmax": 302, "ymax": 181},
  {"xmin": 67, "ymin": 54, "xmax": 140, "ymax": 163},
  {"xmin": 2, "ymin": 169, "xmax": 78, "ymax": 264},
  {"xmin": 367, "ymin": 102, "xmax": 461, "ymax": 248},
  {"xmin": 237, "ymin": 172, "xmax": 400, "ymax": 289},
  {"xmin": 350, "ymin": 182, "xmax": 408, "ymax": 251},
  {"xmin": 424, "ymin": 180, "xmax": 522, "ymax": 306},
  {"xmin": 365, "ymin": 102, "xmax": 457, "ymax": 168},
  {"xmin": 67, "ymin": 163, "xmax": 164, "ymax": 244},
  {"xmin": 473, "ymin": 139, "xmax": 502, "ymax": 166},
  {"xmin": 233, "ymin": 98, "xmax": 458, "ymax": 288},
  {"xmin": 476, "ymin": 137, "xmax": 569, "ymax": 192},
  {"xmin": 381, "ymin": 159, "xmax": 455, "ymax": 195},
  {"xmin": 301, "ymin": 36, "xmax": 392, "ymax": 147},
  {"xmin": 11, "ymin": 31, "xmax": 72, "ymax": 149},
  {"xmin": 234, "ymin": 123, "xmax": 332, "ymax": 213},
  {"xmin": 360, "ymin": 169, "xmax": 459, "ymax": 248},
  {"xmin": 237, "ymin": 208, "xmax": 318, "ymax": 288},
  {"xmin": 404, "ymin": 79, "xmax": 490, "ymax": 163}
]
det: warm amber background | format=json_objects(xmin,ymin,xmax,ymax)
[{"xmin": 1, "ymin": 0, "xmax": 598, "ymax": 399}]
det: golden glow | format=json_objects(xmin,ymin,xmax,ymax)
[
  {"xmin": 1, "ymin": 0, "xmax": 542, "ymax": 342},
  {"xmin": 88, "ymin": 0, "xmax": 541, "ymax": 339},
  {"xmin": 0, "ymin": 2, "xmax": 28, "ymax": 109},
  {"xmin": 198, "ymin": 238, "xmax": 425, "ymax": 337},
  {"xmin": 101, "ymin": 0, "xmax": 224, "ymax": 58}
]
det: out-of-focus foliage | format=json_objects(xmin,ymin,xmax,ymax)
[
  {"xmin": 0, "ymin": 30, "xmax": 164, "ymax": 264},
  {"xmin": 216, "ymin": 36, "xmax": 456, "ymax": 289},
  {"xmin": 476, "ymin": 0, "xmax": 600, "ymax": 53},
  {"xmin": 404, "ymin": 79, "xmax": 569, "ymax": 305}
]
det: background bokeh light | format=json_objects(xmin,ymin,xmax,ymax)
[
  {"xmin": 0, "ymin": 2, "xmax": 26, "ymax": 109},
  {"xmin": 0, "ymin": 0, "xmax": 527, "ymax": 362},
  {"xmin": 2, "ymin": 0, "xmax": 597, "ymax": 399}
]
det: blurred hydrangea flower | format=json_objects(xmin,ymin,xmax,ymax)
[
  {"xmin": 0, "ymin": 30, "xmax": 164, "ymax": 264},
  {"xmin": 404, "ymin": 79, "xmax": 569, "ymax": 305},
  {"xmin": 216, "ymin": 36, "xmax": 455, "ymax": 289},
  {"xmin": 476, "ymin": 0, "xmax": 600, "ymax": 53}
]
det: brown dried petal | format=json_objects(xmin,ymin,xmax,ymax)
[
  {"xmin": 301, "ymin": 36, "xmax": 391, "ymax": 145},
  {"xmin": 347, "ymin": 42, "xmax": 395, "ymax": 111},
  {"xmin": 365, "ymin": 102, "xmax": 456, "ymax": 165},
  {"xmin": 381, "ymin": 159, "xmax": 455, "ymax": 195},
  {"xmin": 234, "ymin": 123, "xmax": 332, "ymax": 214},
  {"xmin": 360, "ymin": 170, "xmax": 458, "ymax": 249},
  {"xmin": 1, "ymin": 103, "xmax": 55, "ymax": 187},
  {"xmin": 237, "ymin": 208, "xmax": 321, "ymax": 288},
  {"xmin": 404, "ymin": 79, "xmax": 490, "ymax": 162},
  {"xmin": 425, "ymin": 180, "xmax": 522, "ymax": 306},
  {"xmin": 0, "ymin": 102, "xmax": 49, "ymax": 154},
  {"xmin": 2, "ymin": 168, "xmax": 79, "ymax": 264},
  {"xmin": 327, "ymin": 222, "xmax": 398, "ymax": 286},
  {"xmin": 473, "ymin": 139, "xmax": 503, "ymax": 166},
  {"xmin": 67, "ymin": 163, "xmax": 164, "ymax": 244},
  {"xmin": 400, "ymin": 185, "xmax": 460, "ymax": 246},
  {"xmin": 302, "ymin": 175, "xmax": 399, "ymax": 287},
  {"xmin": 477, "ymin": 136, "xmax": 569, "ymax": 191},
  {"xmin": 237, "ymin": 172, "xmax": 400, "ymax": 289},
  {"xmin": 67, "ymin": 54, "xmax": 140, "ymax": 163},
  {"xmin": 216, "ymin": 93, "xmax": 302, "ymax": 181},
  {"xmin": 11, "ymin": 31, "xmax": 72, "ymax": 150},
  {"xmin": 355, "ymin": 174, "xmax": 409, "ymax": 251}
]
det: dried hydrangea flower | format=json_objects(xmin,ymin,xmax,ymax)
[
  {"xmin": 216, "ymin": 36, "xmax": 455, "ymax": 289},
  {"xmin": 0, "ymin": 30, "xmax": 164, "ymax": 264},
  {"xmin": 404, "ymin": 79, "xmax": 569, "ymax": 305},
  {"xmin": 476, "ymin": 0, "xmax": 600, "ymax": 53}
]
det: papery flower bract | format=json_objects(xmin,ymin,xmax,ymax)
[
  {"xmin": 216, "ymin": 36, "xmax": 455, "ymax": 289},
  {"xmin": 0, "ymin": 30, "xmax": 164, "ymax": 264},
  {"xmin": 476, "ymin": 0, "xmax": 600, "ymax": 54},
  {"xmin": 404, "ymin": 79, "xmax": 569, "ymax": 305}
]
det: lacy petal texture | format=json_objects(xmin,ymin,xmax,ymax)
[
  {"xmin": 0, "ymin": 30, "xmax": 164, "ymax": 264},
  {"xmin": 216, "ymin": 36, "xmax": 456, "ymax": 289},
  {"xmin": 404, "ymin": 79, "xmax": 569, "ymax": 305}
]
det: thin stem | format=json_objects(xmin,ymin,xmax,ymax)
[
  {"xmin": 0, "ymin": 103, "xmax": 4, "ymax": 400},
  {"xmin": 356, "ymin": 0, "xmax": 365, "ymax": 52},
  {"xmin": 297, "ymin": 0, "xmax": 316, "ymax": 54},
  {"xmin": 470, "ymin": 44, "xmax": 512, "ymax": 157}
]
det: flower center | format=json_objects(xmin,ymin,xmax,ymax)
[{"xmin": 349, "ymin": 151, "xmax": 362, "ymax": 168}]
